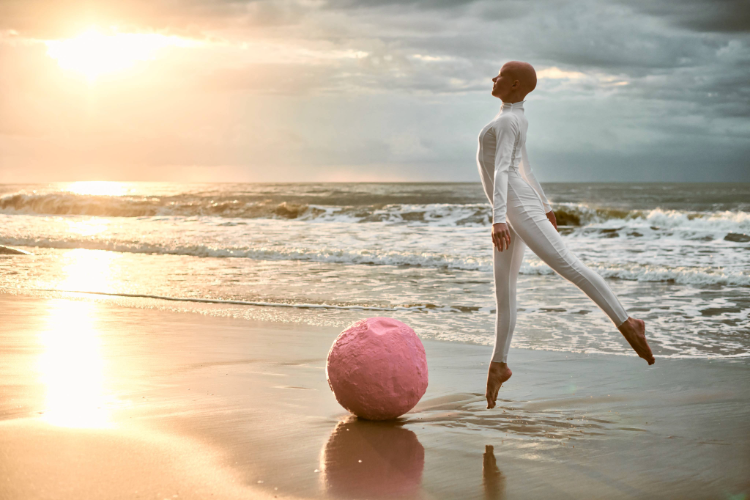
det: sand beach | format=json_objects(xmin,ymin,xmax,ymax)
[{"xmin": 1, "ymin": 293, "xmax": 748, "ymax": 499}]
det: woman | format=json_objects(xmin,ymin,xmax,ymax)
[{"xmin": 476, "ymin": 61, "xmax": 655, "ymax": 410}]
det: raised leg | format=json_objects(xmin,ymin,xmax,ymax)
[{"xmin": 510, "ymin": 211, "xmax": 654, "ymax": 364}]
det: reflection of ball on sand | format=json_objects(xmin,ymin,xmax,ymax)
[
  {"xmin": 321, "ymin": 418, "xmax": 425, "ymax": 498},
  {"xmin": 326, "ymin": 317, "xmax": 428, "ymax": 420}
]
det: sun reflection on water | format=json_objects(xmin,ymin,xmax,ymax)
[
  {"xmin": 65, "ymin": 219, "xmax": 110, "ymax": 237},
  {"xmin": 66, "ymin": 181, "xmax": 130, "ymax": 196},
  {"xmin": 38, "ymin": 299, "xmax": 111, "ymax": 428},
  {"xmin": 59, "ymin": 248, "xmax": 119, "ymax": 293}
]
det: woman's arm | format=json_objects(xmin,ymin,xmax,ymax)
[
  {"xmin": 519, "ymin": 143, "xmax": 552, "ymax": 213},
  {"xmin": 492, "ymin": 115, "xmax": 519, "ymax": 224}
]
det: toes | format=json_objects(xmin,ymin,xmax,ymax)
[
  {"xmin": 486, "ymin": 386, "xmax": 497, "ymax": 409},
  {"xmin": 639, "ymin": 351, "xmax": 655, "ymax": 365}
]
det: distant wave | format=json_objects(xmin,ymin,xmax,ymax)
[
  {"xmin": 0, "ymin": 191, "xmax": 495, "ymax": 224},
  {"xmin": 4, "ymin": 235, "xmax": 748, "ymax": 286},
  {"xmin": 2, "ymin": 191, "xmax": 749, "ymax": 232},
  {"xmin": 0, "ymin": 192, "xmax": 310, "ymax": 219},
  {"xmin": 554, "ymin": 204, "xmax": 750, "ymax": 232}
]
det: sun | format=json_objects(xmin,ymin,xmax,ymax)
[{"xmin": 45, "ymin": 27, "xmax": 188, "ymax": 81}]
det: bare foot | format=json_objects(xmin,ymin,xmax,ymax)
[
  {"xmin": 485, "ymin": 362, "xmax": 512, "ymax": 409},
  {"xmin": 618, "ymin": 317, "xmax": 655, "ymax": 365}
]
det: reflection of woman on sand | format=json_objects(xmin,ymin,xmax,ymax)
[
  {"xmin": 483, "ymin": 445, "xmax": 505, "ymax": 500},
  {"xmin": 476, "ymin": 61, "xmax": 656, "ymax": 409}
]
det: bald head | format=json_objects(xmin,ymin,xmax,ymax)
[
  {"xmin": 502, "ymin": 61, "xmax": 537, "ymax": 93},
  {"xmin": 491, "ymin": 61, "xmax": 537, "ymax": 102}
]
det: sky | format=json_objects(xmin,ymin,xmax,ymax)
[{"xmin": 1, "ymin": 0, "xmax": 748, "ymax": 183}]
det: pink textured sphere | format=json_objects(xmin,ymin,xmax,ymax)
[{"xmin": 326, "ymin": 317, "xmax": 428, "ymax": 420}]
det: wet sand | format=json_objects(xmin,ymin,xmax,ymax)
[{"xmin": 1, "ymin": 293, "xmax": 748, "ymax": 499}]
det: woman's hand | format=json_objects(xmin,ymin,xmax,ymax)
[
  {"xmin": 546, "ymin": 211, "xmax": 557, "ymax": 231},
  {"xmin": 492, "ymin": 223, "xmax": 511, "ymax": 252}
]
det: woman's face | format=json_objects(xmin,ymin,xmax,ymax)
[{"xmin": 491, "ymin": 67, "xmax": 516, "ymax": 101}]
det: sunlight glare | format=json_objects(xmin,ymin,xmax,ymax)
[
  {"xmin": 65, "ymin": 219, "xmax": 110, "ymax": 238},
  {"xmin": 59, "ymin": 249, "xmax": 119, "ymax": 293},
  {"xmin": 38, "ymin": 249, "xmax": 122, "ymax": 428},
  {"xmin": 45, "ymin": 27, "xmax": 191, "ymax": 81},
  {"xmin": 66, "ymin": 181, "xmax": 130, "ymax": 196},
  {"xmin": 38, "ymin": 299, "xmax": 111, "ymax": 428}
]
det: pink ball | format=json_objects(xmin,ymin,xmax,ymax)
[{"xmin": 326, "ymin": 317, "xmax": 428, "ymax": 420}]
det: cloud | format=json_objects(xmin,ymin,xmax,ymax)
[
  {"xmin": 0, "ymin": 0, "xmax": 748, "ymax": 181},
  {"xmin": 623, "ymin": 0, "xmax": 750, "ymax": 33},
  {"xmin": 325, "ymin": 0, "xmax": 478, "ymax": 8},
  {"xmin": 537, "ymin": 67, "xmax": 586, "ymax": 80},
  {"xmin": 0, "ymin": 0, "xmax": 306, "ymax": 38}
]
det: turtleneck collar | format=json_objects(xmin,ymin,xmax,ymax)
[{"xmin": 501, "ymin": 100, "xmax": 525, "ymax": 110}]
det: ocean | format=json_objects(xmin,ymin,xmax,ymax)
[{"xmin": 1, "ymin": 182, "xmax": 748, "ymax": 360}]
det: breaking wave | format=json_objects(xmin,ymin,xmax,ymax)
[{"xmin": 1, "ymin": 191, "xmax": 749, "ymax": 234}]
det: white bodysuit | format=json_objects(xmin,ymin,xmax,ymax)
[{"xmin": 477, "ymin": 100, "xmax": 629, "ymax": 363}]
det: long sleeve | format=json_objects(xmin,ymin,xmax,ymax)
[
  {"xmin": 492, "ymin": 115, "xmax": 519, "ymax": 224},
  {"xmin": 519, "ymin": 143, "xmax": 552, "ymax": 212}
]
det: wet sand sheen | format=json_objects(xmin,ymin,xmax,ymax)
[{"xmin": 0, "ymin": 293, "xmax": 748, "ymax": 499}]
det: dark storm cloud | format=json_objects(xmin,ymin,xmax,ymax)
[
  {"xmin": 624, "ymin": 0, "xmax": 750, "ymax": 33},
  {"xmin": 334, "ymin": 1, "xmax": 750, "ymax": 115},
  {"xmin": 347, "ymin": 0, "xmax": 727, "ymax": 72},
  {"xmin": 605, "ymin": 36, "xmax": 750, "ymax": 118}
]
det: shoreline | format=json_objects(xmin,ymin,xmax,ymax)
[
  {"xmin": 1, "ymin": 293, "xmax": 749, "ymax": 499},
  {"xmin": 2, "ymin": 286, "xmax": 748, "ymax": 363}
]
